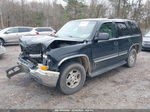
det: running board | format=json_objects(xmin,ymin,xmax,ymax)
[{"xmin": 90, "ymin": 61, "xmax": 126, "ymax": 77}]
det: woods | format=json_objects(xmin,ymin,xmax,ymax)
[{"xmin": 0, "ymin": 0, "xmax": 150, "ymax": 32}]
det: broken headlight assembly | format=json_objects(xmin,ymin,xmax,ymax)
[
  {"xmin": 43, "ymin": 54, "xmax": 48, "ymax": 59},
  {"xmin": 42, "ymin": 54, "xmax": 52, "ymax": 68}
]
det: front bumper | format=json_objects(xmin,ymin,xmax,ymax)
[
  {"xmin": 29, "ymin": 69, "xmax": 60, "ymax": 87},
  {"xmin": 7, "ymin": 58, "xmax": 60, "ymax": 87}
]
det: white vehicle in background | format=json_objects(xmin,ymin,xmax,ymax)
[
  {"xmin": 29, "ymin": 27, "xmax": 56, "ymax": 36},
  {"xmin": 0, "ymin": 27, "xmax": 33, "ymax": 45},
  {"xmin": 142, "ymin": 31, "xmax": 150, "ymax": 50},
  {"xmin": 0, "ymin": 27, "xmax": 56, "ymax": 45}
]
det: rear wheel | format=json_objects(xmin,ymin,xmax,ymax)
[
  {"xmin": 0, "ymin": 39, "xmax": 4, "ymax": 46},
  {"xmin": 126, "ymin": 48, "xmax": 137, "ymax": 67},
  {"xmin": 58, "ymin": 62, "xmax": 86, "ymax": 95}
]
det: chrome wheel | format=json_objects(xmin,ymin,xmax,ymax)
[
  {"xmin": 59, "ymin": 62, "xmax": 86, "ymax": 95},
  {"xmin": 129, "ymin": 49, "xmax": 136, "ymax": 66},
  {"xmin": 66, "ymin": 69, "xmax": 81, "ymax": 88}
]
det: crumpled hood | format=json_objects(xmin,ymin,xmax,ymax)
[{"xmin": 20, "ymin": 35, "xmax": 84, "ymax": 48}]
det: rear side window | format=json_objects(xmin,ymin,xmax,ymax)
[
  {"xmin": 116, "ymin": 22, "xmax": 129, "ymax": 37},
  {"xmin": 35, "ymin": 28, "xmax": 52, "ymax": 32},
  {"xmin": 19, "ymin": 28, "xmax": 32, "ymax": 32},
  {"xmin": 5, "ymin": 28, "xmax": 18, "ymax": 34},
  {"xmin": 128, "ymin": 22, "xmax": 141, "ymax": 35},
  {"xmin": 99, "ymin": 22, "xmax": 115, "ymax": 38}
]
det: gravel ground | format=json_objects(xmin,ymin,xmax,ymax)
[{"xmin": 0, "ymin": 46, "xmax": 150, "ymax": 109}]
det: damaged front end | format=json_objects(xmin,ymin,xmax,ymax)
[
  {"xmin": 6, "ymin": 55, "xmax": 60, "ymax": 87},
  {"xmin": 6, "ymin": 35, "xmax": 84, "ymax": 87},
  {"xmin": 6, "ymin": 57, "xmax": 34, "ymax": 79}
]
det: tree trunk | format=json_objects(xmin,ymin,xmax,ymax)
[{"xmin": 117, "ymin": 0, "xmax": 121, "ymax": 17}]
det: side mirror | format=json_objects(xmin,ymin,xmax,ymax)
[
  {"xmin": 95, "ymin": 33, "xmax": 110, "ymax": 40},
  {"xmin": 4, "ymin": 31, "xmax": 8, "ymax": 34}
]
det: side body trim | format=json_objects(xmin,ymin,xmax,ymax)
[
  {"xmin": 94, "ymin": 50, "xmax": 128, "ymax": 63},
  {"xmin": 94, "ymin": 53, "xmax": 118, "ymax": 63}
]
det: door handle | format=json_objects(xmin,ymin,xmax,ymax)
[{"xmin": 114, "ymin": 41, "xmax": 118, "ymax": 46}]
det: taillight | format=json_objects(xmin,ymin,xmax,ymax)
[
  {"xmin": 51, "ymin": 31, "xmax": 56, "ymax": 35},
  {"xmin": 36, "ymin": 32, "xmax": 39, "ymax": 35}
]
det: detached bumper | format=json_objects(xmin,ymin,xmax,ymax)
[{"xmin": 7, "ymin": 58, "xmax": 60, "ymax": 87}]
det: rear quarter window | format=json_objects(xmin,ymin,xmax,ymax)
[
  {"xmin": 128, "ymin": 22, "xmax": 141, "ymax": 35},
  {"xmin": 116, "ymin": 22, "xmax": 130, "ymax": 37}
]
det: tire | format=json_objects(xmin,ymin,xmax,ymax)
[
  {"xmin": 0, "ymin": 39, "xmax": 4, "ymax": 46},
  {"xmin": 126, "ymin": 48, "xmax": 137, "ymax": 67},
  {"xmin": 58, "ymin": 62, "xmax": 86, "ymax": 95}
]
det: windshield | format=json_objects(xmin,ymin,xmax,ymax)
[{"xmin": 56, "ymin": 21, "xmax": 97, "ymax": 39}]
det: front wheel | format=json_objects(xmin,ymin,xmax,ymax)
[
  {"xmin": 58, "ymin": 62, "xmax": 86, "ymax": 95},
  {"xmin": 126, "ymin": 48, "xmax": 137, "ymax": 67}
]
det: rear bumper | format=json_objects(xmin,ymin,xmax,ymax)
[{"xmin": 17, "ymin": 58, "xmax": 60, "ymax": 87}]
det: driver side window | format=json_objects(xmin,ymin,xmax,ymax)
[
  {"xmin": 99, "ymin": 22, "xmax": 115, "ymax": 38},
  {"xmin": 5, "ymin": 28, "xmax": 18, "ymax": 34}
]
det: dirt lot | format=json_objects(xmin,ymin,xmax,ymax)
[{"xmin": 0, "ymin": 46, "xmax": 150, "ymax": 109}]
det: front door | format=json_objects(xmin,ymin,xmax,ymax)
[
  {"xmin": 92, "ymin": 22, "xmax": 118, "ymax": 71},
  {"xmin": 4, "ymin": 28, "xmax": 19, "ymax": 43}
]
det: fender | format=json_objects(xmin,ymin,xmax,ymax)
[
  {"xmin": 58, "ymin": 54, "xmax": 91, "ymax": 71},
  {"xmin": 128, "ymin": 43, "xmax": 140, "ymax": 53}
]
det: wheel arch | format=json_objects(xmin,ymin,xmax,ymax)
[
  {"xmin": 129, "ymin": 43, "xmax": 140, "ymax": 53},
  {"xmin": 58, "ymin": 54, "xmax": 91, "ymax": 75}
]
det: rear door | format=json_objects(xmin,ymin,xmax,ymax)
[
  {"xmin": 3, "ymin": 28, "xmax": 19, "ymax": 43},
  {"xmin": 92, "ymin": 22, "xmax": 119, "ymax": 71},
  {"xmin": 115, "ymin": 22, "xmax": 131, "ymax": 60},
  {"xmin": 18, "ymin": 27, "xmax": 33, "ymax": 40}
]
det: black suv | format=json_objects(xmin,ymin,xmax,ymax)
[{"xmin": 6, "ymin": 19, "xmax": 142, "ymax": 95}]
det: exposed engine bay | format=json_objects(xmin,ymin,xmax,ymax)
[{"xmin": 19, "ymin": 35, "xmax": 84, "ymax": 65}]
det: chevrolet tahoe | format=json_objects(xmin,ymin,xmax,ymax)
[{"xmin": 6, "ymin": 18, "xmax": 142, "ymax": 95}]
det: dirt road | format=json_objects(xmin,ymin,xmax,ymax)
[{"xmin": 0, "ymin": 46, "xmax": 150, "ymax": 109}]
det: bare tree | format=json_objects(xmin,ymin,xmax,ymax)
[
  {"xmin": 117, "ymin": 0, "xmax": 121, "ymax": 17},
  {"xmin": 0, "ymin": 0, "xmax": 149, "ymax": 32}
]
